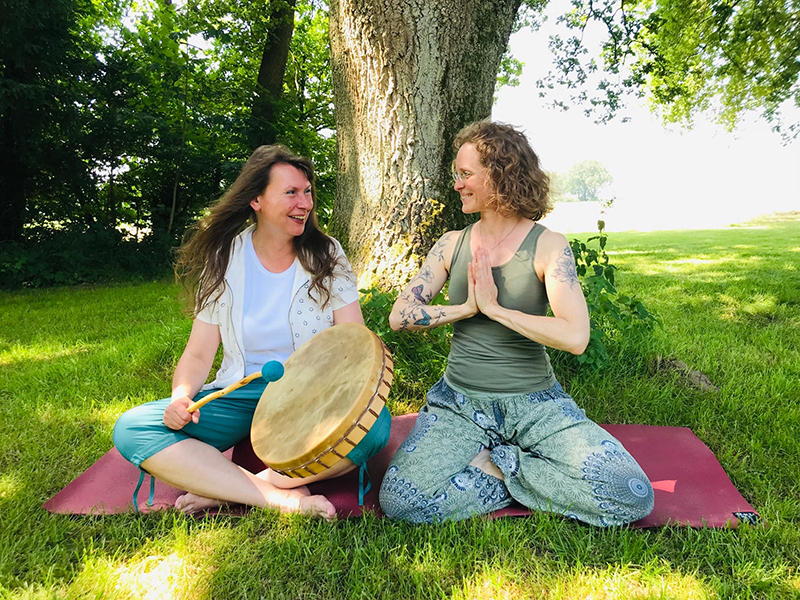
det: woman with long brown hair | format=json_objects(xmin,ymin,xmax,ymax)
[
  {"xmin": 114, "ymin": 145, "xmax": 390, "ymax": 517},
  {"xmin": 379, "ymin": 121, "xmax": 653, "ymax": 526}
]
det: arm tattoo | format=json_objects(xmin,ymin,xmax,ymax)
[
  {"xmin": 553, "ymin": 246, "xmax": 580, "ymax": 289},
  {"xmin": 428, "ymin": 233, "xmax": 452, "ymax": 262},
  {"xmin": 414, "ymin": 308, "xmax": 432, "ymax": 327},
  {"xmin": 411, "ymin": 284, "xmax": 431, "ymax": 303},
  {"xmin": 418, "ymin": 264, "xmax": 434, "ymax": 283},
  {"xmin": 399, "ymin": 305, "xmax": 446, "ymax": 330}
]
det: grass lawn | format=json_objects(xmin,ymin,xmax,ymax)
[{"xmin": 1, "ymin": 214, "xmax": 798, "ymax": 599}]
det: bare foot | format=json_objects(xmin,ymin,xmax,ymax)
[
  {"xmin": 175, "ymin": 492, "xmax": 226, "ymax": 513},
  {"xmin": 296, "ymin": 494, "xmax": 337, "ymax": 520},
  {"xmin": 470, "ymin": 448, "xmax": 505, "ymax": 480}
]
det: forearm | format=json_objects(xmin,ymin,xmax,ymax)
[
  {"xmin": 171, "ymin": 353, "xmax": 214, "ymax": 400},
  {"xmin": 483, "ymin": 304, "xmax": 589, "ymax": 355},
  {"xmin": 390, "ymin": 301, "xmax": 473, "ymax": 331}
]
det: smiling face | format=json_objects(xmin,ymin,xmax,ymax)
[
  {"xmin": 250, "ymin": 163, "xmax": 314, "ymax": 240},
  {"xmin": 453, "ymin": 143, "xmax": 493, "ymax": 214}
]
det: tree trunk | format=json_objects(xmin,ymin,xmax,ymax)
[
  {"xmin": 328, "ymin": 0, "xmax": 521, "ymax": 288},
  {"xmin": 251, "ymin": 0, "xmax": 297, "ymax": 147}
]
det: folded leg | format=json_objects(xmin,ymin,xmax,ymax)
[
  {"xmin": 496, "ymin": 394, "xmax": 654, "ymax": 526},
  {"xmin": 379, "ymin": 384, "xmax": 512, "ymax": 523}
]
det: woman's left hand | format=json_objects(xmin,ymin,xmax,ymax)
[{"xmin": 471, "ymin": 246, "xmax": 499, "ymax": 314}]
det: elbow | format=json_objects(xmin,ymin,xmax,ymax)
[
  {"xmin": 388, "ymin": 309, "xmax": 402, "ymax": 332},
  {"xmin": 568, "ymin": 328, "xmax": 590, "ymax": 355}
]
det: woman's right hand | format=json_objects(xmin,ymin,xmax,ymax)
[
  {"xmin": 465, "ymin": 262, "xmax": 480, "ymax": 318},
  {"xmin": 163, "ymin": 396, "xmax": 200, "ymax": 430}
]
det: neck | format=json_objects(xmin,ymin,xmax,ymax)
[
  {"xmin": 479, "ymin": 210, "xmax": 521, "ymax": 236},
  {"xmin": 251, "ymin": 225, "xmax": 296, "ymax": 267}
]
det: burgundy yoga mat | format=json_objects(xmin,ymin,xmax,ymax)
[{"xmin": 43, "ymin": 413, "xmax": 760, "ymax": 528}]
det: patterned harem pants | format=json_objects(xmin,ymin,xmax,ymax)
[{"xmin": 379, "ymin": 377, "xmax": 654, "ymax": 526}]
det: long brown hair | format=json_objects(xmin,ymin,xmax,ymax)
[
  {"xmin": 175, "ymin": 145, "xmax": 342, "ymax": 314},
  {"xmin": 454, "ymin": 121, "xmax": 552, "ymax": 221}
]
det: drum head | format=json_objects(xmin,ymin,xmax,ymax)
[{"xmin": 250, "ymin": 323, "xmax": 387, "ymax": 473}]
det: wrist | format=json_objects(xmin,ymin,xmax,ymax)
[
  {"xmin": 460, "ymin": 302, "xmax": 478, "ymax": 319},
  {"xmin": 482, "ymin": 302, "xmax": 503, "ymax": 321}
]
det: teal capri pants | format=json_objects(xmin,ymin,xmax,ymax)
[{"xmin": 113, "ymin": 378, "xmax": 391, "ymax": 503}]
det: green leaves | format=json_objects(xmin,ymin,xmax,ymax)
[
  {"xmin": 537, "ymin": 0, "xmax": 800, "ymax": 136},
  {"xmin": 569, "ymin": 224, "xmax": 660, "ymax": 370}
]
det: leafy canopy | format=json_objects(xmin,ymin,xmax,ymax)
[{"xmin": 537, "ymin": 0, "xmax": 800, "ymax": 137}]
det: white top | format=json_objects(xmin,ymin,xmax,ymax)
[
  {"xmin": 195, "ymin": 224, "xmax": 360, "ymax": 390},
  {"xmin": 242, "ymin": 231, "xmax": 296, "ymax": 375}
]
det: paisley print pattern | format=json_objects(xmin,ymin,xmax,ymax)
[
  {"xmin": 449, "ymin": 466, "xmax": 510, "ymax": 507},
  {"xmin": 427, "ymin": 378, "xmax": 468, "ymax": 411},
  {"xmin": 379, "ymin": 466, "xmax": 447, "ymax": 524},
  {"xmin": 490, "ymin": 444, "xmax": 520, "ymax": 477},
  {"xmin": 581, "ymin": 440, "xmax": 654, "ymax": 526},
  {"xmin": 400, "ymin": 409, "xmax": 438, "ymax": 453},
  {"xmin": 554, "ymin": 397, "xmax": 587, "ymax": 422}
]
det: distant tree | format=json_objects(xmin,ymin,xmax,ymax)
[{"xmin": 561, "ymin": 161, "xmax": 613, "ymax": 203}]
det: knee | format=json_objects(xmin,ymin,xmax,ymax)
[
  {"xmin": 582, "ymin": 441, "xmax": 655, "ymax": 526},
  {"xmin": 593, "ymin": 467, "xmax": 654, "ymax": 526},
  {"xmin": 379, "ymin": 465, "xmax": 446, "ymax": 524},
  {"xmin": 598, "ymin": 477, "xmax": 654, "ymax": 525},
  {"xmin": 112, "ymin": 405, "xmax": 150, "ymax": 464}
]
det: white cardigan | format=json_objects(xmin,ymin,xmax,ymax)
[{"xmin": 196, "ymin": 224, "xmax": 359, "ymax": 390}]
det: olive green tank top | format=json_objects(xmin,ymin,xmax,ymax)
[{"xmin": 444, "ymin": 223, "xmax": 556, "ymax": 394}]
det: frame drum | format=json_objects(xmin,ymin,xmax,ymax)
[{"xmin": 250, "ymin": 323, "xmax": 393, "ymax": 478}]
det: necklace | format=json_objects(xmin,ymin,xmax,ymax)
[{"xmin": 479, "ymin": 219, "xmax": 521, "ymax": 251}]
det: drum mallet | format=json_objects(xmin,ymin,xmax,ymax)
[{"xmin": 187, "ymin": 360, "xmax": 284, "ymax": 413}]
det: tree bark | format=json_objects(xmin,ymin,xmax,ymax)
[
  {"xmin": 329, "ymin": 0, "xmax": 521, "ymax": 288},
  {"xmin": 251, "ymin": 0, "xmax": 297, "ymax": 147}
]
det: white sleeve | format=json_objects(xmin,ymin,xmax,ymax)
[
  {"xmin": 329, "ymin": 239, "xmax": 360, "ymax": 311},
  {"xmin": 195, "ymin": 294, "xmax": 220, "ymax": 325}
]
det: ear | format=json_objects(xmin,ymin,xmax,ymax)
[{"xmin": 249, "ymin": 195, "xmax": 262, "ymax": 212}]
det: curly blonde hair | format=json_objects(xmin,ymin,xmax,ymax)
[{"xmin": 453, "ymin": 121, "xmax": 552, "ymax": 221}]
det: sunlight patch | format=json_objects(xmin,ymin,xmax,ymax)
[
  {"xmin": 453, "ymin": 565, "xmax": 710, "ymax": 599},
  {"xmin": 64, "ymin": 526, "xmax": 232, "ymax": 598},
  {"xmin": 0, "ymin": 343, "xmax": 91, "ymax": 367},
  {"xmin": 0, "ymin": 472, "xmax": 23, "ymax": 501},
  {"xmin": 453, "ymin": 570, "xmax": 524, "ymax": 600},
  {"xmin": 558, "ymin": 567, "xmax": 710, "ymax": 600},
  {"xmin": 114, "ymin": 552, "xmax": 190, "ymax": 600}
]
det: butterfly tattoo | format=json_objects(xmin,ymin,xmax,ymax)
[
  {"xmin": 414, "ymin": 309, "xmax": 431, "ymax": 327},
  {"xmin": 411, "ymin": 284, "xmax": 427, "ymax": 303}
]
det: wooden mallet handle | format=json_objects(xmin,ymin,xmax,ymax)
[{"xmin": 187, "ymin": 361, "xmax": 284, "ymax": 413}]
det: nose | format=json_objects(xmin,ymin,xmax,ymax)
[
  {"xmin": 453, "ymin": 177, "xmax": 464, "ymax": 192},
  {"xmin": 300, "ymin": 191, "xmax": 313, "ymax": 210}
]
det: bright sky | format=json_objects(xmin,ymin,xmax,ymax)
[{"xmin": 492, "ymin": 1, "xmax": 800, "ymax": 232}]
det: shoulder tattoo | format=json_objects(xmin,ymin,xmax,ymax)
[{"xmin": 553, "ymin": 246, "xmax": 580, "ymax": 289}]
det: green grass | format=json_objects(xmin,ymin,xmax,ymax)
[{"xmin": 1, "ymin": 215, "xmax": 799, "ymax": 599}]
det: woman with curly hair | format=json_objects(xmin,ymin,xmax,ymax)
[
  {"xmin": 379, "ymin": 121, "xmax": 653, "ymax": 526},
  {"xmin": 113, "ymin": 145, "xmax": 390, "ymax": 518}
]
